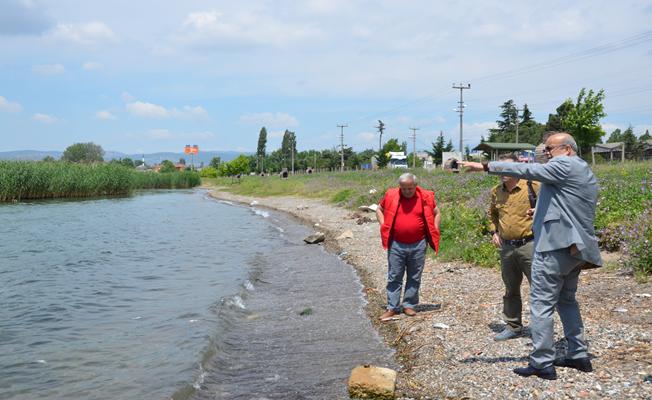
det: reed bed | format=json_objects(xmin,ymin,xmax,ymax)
[{"xmin": 0, "ymin": 161, "xmax": 200, "ymax": 201}]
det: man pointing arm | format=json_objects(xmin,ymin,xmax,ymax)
[{"xmin": 462, "ymin": 132, "xmax": 602, "ymax": 380}]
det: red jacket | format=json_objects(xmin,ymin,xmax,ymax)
[{"xmin": 380, "ymin": 186, "xmax": 440, "ymax": 253}]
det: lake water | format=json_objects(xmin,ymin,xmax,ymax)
[{"xmin": 0, "ymin": 190, "xmax": 393, "ymax": 399}]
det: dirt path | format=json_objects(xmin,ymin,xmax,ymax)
[{"xmin": 209, "ymin": 189, "xmax": 651, "ymax": 399}]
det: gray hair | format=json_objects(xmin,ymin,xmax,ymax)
[
  {"xmin": 562, "ymin": 136, "xmax": 578, "ymax": 152},
  {"xmin": 398, "ymin": 172, "xmax": 417, "ymax": 184}
]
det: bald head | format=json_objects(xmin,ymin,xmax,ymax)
[{"xmin": 544, "ymin": 131, "xmax": 577, "ymax": 158}]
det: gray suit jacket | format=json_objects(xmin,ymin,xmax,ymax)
[{"xmin": 488, "ymin": 156, "xmax": 603, "ymax": 268}]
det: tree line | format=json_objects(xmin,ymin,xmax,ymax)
[{"xmin": 486, "ymin": 88, "xmax": 651, "ymax": 159}]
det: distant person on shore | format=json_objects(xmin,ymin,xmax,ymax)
[
  {"xmin": 375, "ymin": 173, "xmax": 440, "ymax": 321},
  {"xmin": 488, "ymin": 153, "xmax": 540, "ymax": 341},
  {"xmin": 461, "ymin": 132, "xmax": 602, "ymax": 380}
]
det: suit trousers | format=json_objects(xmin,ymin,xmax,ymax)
[
  {"xmin": 529, "ymin": 247, "xmax": 588, "ymax": 369},
  {"xmin": 499, "ymin": 241, "xmax": 533, "ymax": 331},
  {"xmin": 386, "ymin": 239, "xmax": 426, "ymax": 312}
]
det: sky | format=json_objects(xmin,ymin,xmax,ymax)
[{"xmin": 1, "ymin": 0, "xmax": 652, "ymax": 154}]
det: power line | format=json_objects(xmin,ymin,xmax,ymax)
[
  {"xmin": 337, "ymin": 124, "xmax": 347, "ymax": 172},
  {"xmin": 409, "ymin": 127, "xmax": 419, "ymax": 168},
  {"xmin": 453, "ymin": 83, "xmax": 471, "ymax": 159}
]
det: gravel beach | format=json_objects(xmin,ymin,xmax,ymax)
[{"xmin": 209, "ymin": 189, "xmax": 651, "ymax": 399}]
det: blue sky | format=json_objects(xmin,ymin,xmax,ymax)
[{"xmin": 1, "ymin": 0, "xmax": 652, "ymax": 154}]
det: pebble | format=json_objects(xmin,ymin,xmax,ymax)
[{"xmin": 432, "ymin": 323, "xmax": 450, "ymax": 330}]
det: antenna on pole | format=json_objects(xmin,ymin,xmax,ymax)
[
  {"xmin": 453, "ymin": 83, "xmax": 471, "ymax": 160},
  {"xmin": 409, "ymin": 127, "xmax": 419, "ymax": 168},
  {"xmin": 337, "ymin": 124, "xmax": 348, "ymax": 172},
  {"xmin": 375, "ymin": 120, "xmax": 385, "ymax": 153}
]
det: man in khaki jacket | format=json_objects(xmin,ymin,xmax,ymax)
[{"xmin": 488, "ymin": 154, "xmax": 540, "ymax": 341}]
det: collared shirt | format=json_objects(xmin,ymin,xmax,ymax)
[{"xmin": 488, "ymin": 179, "xmax": 540, "ymax": 240}]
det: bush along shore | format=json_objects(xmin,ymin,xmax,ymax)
[
  {"xmin": 0, "ymin": 161, "xmax": 200, "ymax": 201},
  {"xmin": 208, "ymin": 161, "xmax": 652, "ymax": 278}
]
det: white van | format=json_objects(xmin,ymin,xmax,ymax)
[{"xmin": 388, "ymin": 151, "xmax": 408, "ymax": 169}]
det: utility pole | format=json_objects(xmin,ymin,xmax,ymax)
[
  {"xmin": 409, "ymin": 127, "xmax": 419, "ymax": 168},
  {"xmin": 453, "ymin": 83, "xmax": 471, "ymax": 160},
  {"xmin": 337, "ymin": 124, "xmax": 347, "ymax": 172},
  {"xmin": 514, "ymin": 108, "xmax": 522, "ymax": 144},
  {"xmin": 375, "ymin": 120, "xmax": 385, "ymax": 153}
]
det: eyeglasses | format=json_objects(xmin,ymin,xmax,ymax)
[{"xmin": 544, "ymin": 144, "xmax": 568, "ymax": 153}]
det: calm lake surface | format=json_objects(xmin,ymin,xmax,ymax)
[{"xmin": 0, "ymin": 190, "xmax": 392, "ymax": 399}]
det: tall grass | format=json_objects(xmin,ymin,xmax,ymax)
[
  {"xmin": 0, "ymin": 161, "xmax": 200, "ymax": 201},
  {"xmin": 209, "ymin": 161, "xmax": 652, "ymax": 276}
]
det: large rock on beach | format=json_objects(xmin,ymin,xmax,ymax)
[
  {"xmin": 348, "ymin": 365, "xmax": 397, "ymax": 399},
  {"xmin": 303, "ymin": 232, "xmax": 325, "ymax": 244}
]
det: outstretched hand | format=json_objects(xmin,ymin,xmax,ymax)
[{"xmin": 459, "ymin": 161, "xmax": 484, "ymax": 172}]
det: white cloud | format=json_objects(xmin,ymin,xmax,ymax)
[
  {"xmin": 126, "ymin": 101, "xmax": 208, "ymax": 119},
  {"xmin": 601, "ymin": 123, "xmax": 623, "ymax": 133},
  {"xmin": 357, "ymin": 131, "xmax": 376, "ymax": 143},
  {"xmin": 239, "ymin": 112, "xmax": 298, "ymax": 128},
  {"xmin": 32, "ymin": 64, "xmax": 65, "ymax": 75},
  {"xmin": 170, "ymin": 105, "xmax": 208, "ymax": 118},
  {"xmin": 83, "ymin": 61, "xmax": 103, "ymax": 71},
  {"xmin": 461, "ymin": 121, "xmax": 497, "ymax": 146},
  {"xmin": 126, "ymin": 101, "xmax": 169, "ymax": 118},
  {"xmin": 121, "ymin": 92, "xmax": 135, "ymax": 103},
  {"xmin": 0, "ymin": 96, "xmax": 22, "ymax": 112},
  {"xmin": 173, "ymin": 10, "xmax": 321, "ymax": 50},
  {"xmin": 51, "ymin": 21, "xmax": 117, "ymax": 45},
  {"xmin": 33, "ymin": 113, "xmax": 57, "ymax": 123},
  {"xmin": 95, "ymin": 110, "xmax": 116, "ymax": 120}
]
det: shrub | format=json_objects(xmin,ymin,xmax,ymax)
[{"xmin": 200, "ymin": 166, "xmax": 218, "ymax": 178}]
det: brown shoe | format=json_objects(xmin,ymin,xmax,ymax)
[
  {"xmin": 379, "ymin": 310, "xmax": 398, "ymax": 321},
  {"xmin": 403, "ymin": 307, "xmax": 417, "ymax": 316}
]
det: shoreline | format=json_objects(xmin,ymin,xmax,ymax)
[{"xmin": 208, "ymin": 187, "xmax": 651, "ymax": 399}]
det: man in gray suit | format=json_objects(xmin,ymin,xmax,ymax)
[{"xmin": 462, "ymin": 132, "xmax": 602, "ymax": 380}]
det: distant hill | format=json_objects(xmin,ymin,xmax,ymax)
[{"xmin": 0, "ymin": 150, "xmax": 248, "ymax": 166}]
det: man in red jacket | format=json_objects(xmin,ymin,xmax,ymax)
[{"xmin": 376, "ymin": 173, "xmax": 441, "ymax": 321}]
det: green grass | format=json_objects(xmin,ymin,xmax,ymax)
[
  {"xmin": 208, "ymin": 161, "xmax": 652, "ymax": 275},
  {"xmin": 0, "ymin": 161, "xmax": 201, "ymax": 201}
]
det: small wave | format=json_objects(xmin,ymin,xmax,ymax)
[
  {"xmin": 274, "ymin": 226, "xmax": 284, "ymax": 233},
  {"xmin": 251, "ymin": 208, "xmax": 269, "ymax": 218},
  {"xmin": 218, "ymin": 200, "xmax": 234, "ymax": 205},
  {"xmin": 244, "ymin": 280, "xmax": 255, "ymax": 291},
  {"xmin": 226, "ymin": 295, "xmax": 246, "ymax": 310},
  {"xmin": 36, "ymin": 360, "xmax": 47, "ymax": 364},
  {"xmin": 192, "ymin": 364, "xmax": 207, "ymax": 390},
  {"xmin": 189, "ymin": 319, "xmax": 199, "ymax": 323}
]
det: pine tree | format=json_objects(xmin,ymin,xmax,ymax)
[
  {"xmin": 521, "ymin": 104, "xmax": 533, "ymax": 124},
  {"xmin": 257, "ymin": 127, "xmax": 267, "ymax": 172},
  {"xmin": 281, "ymin": 130, "xmax": 297, "ymax": 169},
  {"xmin": 426, "ymin": 131, "xmax": 446, "ymax": 165}
]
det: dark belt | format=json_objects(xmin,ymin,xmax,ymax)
[{"xmin": 502, "ymin": 235, "xmax": 534, "ymax": 247}]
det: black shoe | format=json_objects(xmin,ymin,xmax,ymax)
[
  {"xmin": 513, "ymin": 365, "xmax": 557, "ymax": 380},
  {"xmin": 553, "ymin": 357, "xmax": 593, "ymax": 372}
]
